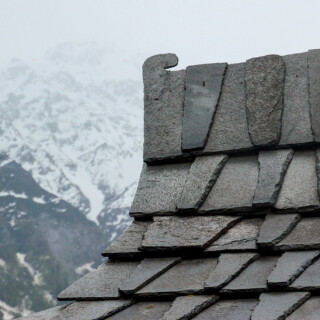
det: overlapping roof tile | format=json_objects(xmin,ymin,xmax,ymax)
[{"xmin": 21, "ymin": 49, "xmax": 320, "ymax": 319}]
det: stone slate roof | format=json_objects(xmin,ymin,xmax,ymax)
[{"xmin": 20, "ymin": 49, "xmax": 320, "ymax": 320}]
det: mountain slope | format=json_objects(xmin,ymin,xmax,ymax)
[{"xmin": 0, "ymin": 42, "xmax": 144, "ymax": 240}]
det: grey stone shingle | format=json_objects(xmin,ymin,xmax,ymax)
[
  {"xmin": 205, "ymin": 253, "xmax": 259, "ymax": 289},
  {"xmin": 245, "ymin": 55, "xmax": 285, "ymax": 147},
  {"xmin": 130, "ymin": 163, "xmax": 191, "ymax": 217},
  {"xmin": 102, "ymin": 221, "xmax": 151, "ymax": 260},
  {"xmin": 267, "ymin": 251, "xmax": 320, "ymax": 287},
  {"xmin": 57, "ymin": 261, "xmax": 138, "ymax": 300},
  {"xmin": 136, "ymin": 258, "xmax": 217, "ymax": 297},
  {"xmin": 182, "ymin": 63, "xmax": 227, "ymax": 151},
  {"xmin": 140, "ymin": 215, "xmax": 240, "ymax": 252},
  {"xmin": 286, "ymin": 297, "xmax": 320, "ymax": 319},
  {"xmin": 200, "ymin": 155, "xmax": 259, "ymax": 213},
  {"xmin": 251, "ymin": 292, "xmax": 310, "ymax": 320},
  {"xmin": 177, "ymin": 154, "xmax": 228, "ymax": 211}
]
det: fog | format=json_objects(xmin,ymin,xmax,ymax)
[{"xmin": 1, "ymin": 0, "xmax": 320, "ymax": 67}]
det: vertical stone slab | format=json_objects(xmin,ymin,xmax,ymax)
[
  {"xmin": 177, "ymin": 154, "xmax": 228, "ymax": 211},
  {"xmin": 182, "ymin": 63, "xmax": 227, "ymax": 151},
  {"xmin": 204, "ymin": 63, "xmax": 253, "ymax": 153},
  {"xmin": 275, "ymin": 150, "xmax": 320, "ymax": 211},
  {"xmin": 143, "ymin": 54, "xmax": 185, "ymax": 161},
  {"xmin": 130, "ymin": 163, "xmax": 191, "ymax": 217},
  {"xmin": 251, "ymin": 292, "xmax": 310, "ymax": 320},
  {"xmin": 200, "ymin": 155, "xmax": 259, "ymax": 213},
  {"xmin": 253, "ymin": 149, "xmax": 294, "ymax": 207},
  {"xmin": 308, "ymin": 49, "xmax": 320, "ymax": 142},
  {"xmin": 245, "ymin": 55, "xmax": 285, "ymax": 147},
  {"xmin": 280, "ymin": 53, "xmax": 313, "ymax": 146}
]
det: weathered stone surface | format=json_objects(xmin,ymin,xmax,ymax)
[
  {"xmin": 143, "ymin": 54, "xmax": 185, "ymax": 161},
  {"xmin": 268, "ymin": 251, "xmax": 320, "ymax": 287},
  {"xmin": 205, "ymin": 218, "xmax": 263, "ymax": 252},
  {"xmin": 286, "ymin": 297, "xmax": 320, "ymax": 319},
  {"xmin": 54, "ymin": 300, "xmax": 133, "ymax": 320},
  {"xmin": 177, "ymin": 154, "xmax": 228, "ymax": 211},
  {"xmin": 251, "ymin": 292, "xmax": 310, "ymax": 320},
  {"xmin": 160, "ymin": 295, "xmax": 219, "ymax": 320},
  {"xmin": 204, "ymin": 63, "xmax": 253, "ymax": 153},
  {"xmin": 108, "ymin": 302, "xmax": 172, "ymax": 320},
  {"xmin": 245, "ymin": 55, "xmax": 285, "ymax": 146},
  {"xmin": 257, "ymin": 214, "xmax": 300, "ymax": 248},
  {"xmin": 221, "ymin": 256, "xmax": 278, "ymax": 293},
  {"xmin": 182, "ymin": 63, "xmax": 227, "ymax": 151},
  {"xmin": 57, "ymin": 261, "xmax": 138, "ymax": 300},
  {"xmin": 130, "ymin": 163, "xmax": 190, "ymax": 217},
  {"xmin": 16, "ymin": 305, "xmax": 66, "ymax": 320},
  {"xmin": 141, "ymin": 216, "xmax": 240, "ymax": 252},
  {"xmin": 253, "ymin": 149, "xmax": 294, "ymax": 207},
  {"xmin": 136, "ymin": 258, "xmax": 217, "ymax": 297},
  {"xmin": 102, "ymin": 221, "xmax": 151, "ymax": 259},
  {"xmin": 193, "ymin": 299, "xmax": 258, "ymax": 320},
  {"xmin": 275, "ymin": 218, "xmax": 320, "ymax": 251},
  {"xmin": 275, "ymin": 151, "xmax": 320, "ymax": 211},
  {"xmin": 119, "ymin": 258, "xmax": 181, "ymax": 295},
  {"xmin": 280, "ymin": 53, "xmax": 313, "ymax": 146},
  {"xmin": 205, "ymin": 253, "xmax": 259, "ymax": 289},
  {"xmin": 200, "ymin": 156, "xmax": 259, "ymax": 213},
  {"xmin": 308, "ymin": 49, "xmax": 320, "ymax": 142},
  {"xmin": 290, "ymin": 258, "xmax": 320, "ymax": 290}
]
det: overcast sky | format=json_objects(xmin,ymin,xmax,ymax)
[{"xmin": 1, "ymin": 0, "xmax": 320, "ymax": 68}]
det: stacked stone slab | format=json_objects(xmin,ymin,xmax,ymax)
[{"xmin": 19, "ymin": 50, "xmax": 320, "ymax": 319}]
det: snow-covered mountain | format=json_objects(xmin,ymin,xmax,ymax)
[{"xmin": 0, "ymin": 42, "xmax": 145, "ymax": 240}]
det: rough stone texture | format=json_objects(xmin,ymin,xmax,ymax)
[
  {"xmin": 143, "ymin": 54, "xmax": 185, "ymax": 161},
  {"xmin": 251, "ymin": 292, "xmax": 311, "ymax": 320},
  {"xmin": 193, "ymin": 299, "xmax": 258, "ymax": 320},
  {"xmin": 286, "ymin": 297, "xmax": 320, "ymax": 319},
  {"xmin": 205, "ymin": 253, "xmax": 259, "ymax": 289},
  {"xmin": 245, "ymin": 55, "xmax": 285, "ymax": 146},
  {"xmin": 267, "ymin": 251, "xmax": 320, "ymax": 287},
  {"xmin": 257, "ymin": 214, "xmax": 300, "ymax": 248},
  {"xmin": 177, "ymin": 154, "xmax": 228, "ymax": 211},
  {"xmin": 200, "ymin": 155, "xmax": 259, "ymax": 213},
  {"xmin": 275, "ymin": 218, "xmax": 320, "ymax": 251},
  {"xmin": 102, "ymin": 221, "xmax": 151, "ymax": 259},
  {"xmin": 130, "ymin": 163, "xmax": 191, "ymax": 217},
  {"xmin": 221, "ymin": 256, "xmax": 278, "ymax": 293},
  {"xmin": 16, "ymin": 305, "xmax": 66, "ymax": 320},
  {"xmin": 308, "ymin": 49, "xmax": 320, "ymax": 142},
  {"xmin": 108, "ymin": 302, "xmax": 172, "ymax": 320},
  {"xmin": 253, "ymin": 149, "xmax": 294, "ymax": 207},
  {"xmin": 140, "ymin": 216, "xmax": 240, "ymax": 252},
  {"xmin": 136, "ymin": 258, "xmax": 217, "ymax": 297},
  {"xmin": 275, "ymin": 150, "xmax": 320, "ymax": 211},
  {"xmin": 53, "ymin": 300, "xmax": 133, "ymax": 320},
  {"xmin": 205, "ymin": 218, "xmax": 263, "ymax": 252},
  {"xmin": 119, "ymin": 258, "xmax": 181, "ymax": 295},
  {"xmin": 57, "ymin": 261, "xmax": 138, "ymax": 300},
  {"xmin": 204, "ymin": 63, "xmax": 253, "ymax": 153},
  {"xmin": 280, "ymin": 53, "xmax": 314, "ymax": 146},
  {"xmin": 290, "ymin": 258, "xmax": 320, "ymax": 290},
  {"xmin": 182, "ymin": 63, "xmax": 227, "ymax": 151},
  {"xmin": 160, "ymin": 295, "xmax": 219, "ymax": 320}
]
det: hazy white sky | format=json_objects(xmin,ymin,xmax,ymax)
[{"xmin": 1, "ymin": 0, "xmax": 320, "ymax": 68}]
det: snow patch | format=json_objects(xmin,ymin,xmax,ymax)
[
  {"xmin": 0, "ymin": 191, "xmax": 28, "ymax": 199},
  {"xmin": 0, "ymin": 258, "xmax": 6, "ymax": 268},
  {"xmin": 32, "ymin": 196, "xmax": 46, "ymax": 204},
  {"xmin": 75, "ymin": 261, "xmax": 95, "ymax": 275},
  {"xmin": 16, "ymin": 253, "xmax": 43, "ymax": 286}
]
